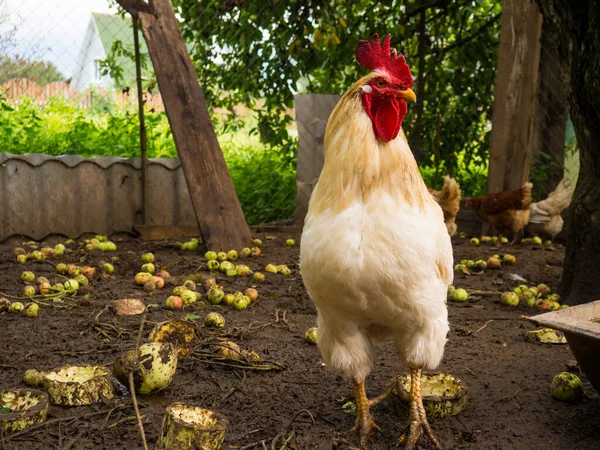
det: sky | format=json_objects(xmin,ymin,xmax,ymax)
[{"xmin": 1, "ymin": 0, "xmax": 117, "ymax": 78}]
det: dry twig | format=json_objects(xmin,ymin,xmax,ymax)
[
  {"xmin": 474, "ymin": 319, "xmax": 495, "ymax": 334},
  {"xmin": 129, "ymin": 313, "xmax": 149, "ymax": 450}
]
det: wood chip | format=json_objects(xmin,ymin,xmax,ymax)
[{"xmin": 109, "ymin": 299, "xmax": 146, "ymax": 316}]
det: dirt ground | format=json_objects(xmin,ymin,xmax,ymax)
[{"xmin": 0, "ymin": 232, "xmax": 598, "ymax": 450}]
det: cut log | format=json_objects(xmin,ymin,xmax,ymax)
[{"xmin": 157, "ymin": 403, "xmax": 227, "ymax": 450}]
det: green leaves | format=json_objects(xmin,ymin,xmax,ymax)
[
  {"xmin": 0, "ymin": 56, "xmax": 64, "ymax": 86},
  {"xmin": 173, "ymin": 0, "xmax": 502, "ymax": 195}
]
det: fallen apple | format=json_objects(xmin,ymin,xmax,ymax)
[
  {"xmin": 165, "ymin": 296, "xmax": 183, "ymax": 310},
  {"xmin": 23, "ymin": 286, "xmax": 37, "ymax": 297},
  {"xmin": 135, "ymin": 272, "xmax": 153, "ymax": 286},
  {"xmin": 9, "ymin": 302, "xmax": 24, "ymax": 313},
  {"xmin": 23, "ymin": 303, "xmax": 39, "ymax": 317},
  {"xmin": 551, "ymin": 372, "xmax": 583, "ymax": 402},
  {"xmin": 451, "ymin": 288, "xmax": 468, "ymax": 302},
  {"xmin": 141, "ymin": 263, "xmax": 156, "ymax": 274},
  {"xmin": 207, "ymin": 287, "xmax": 224, "ymax": 305},
  {"xmin": 244, "ymin": 288, "xmax": 258, "ymax": 302},
  {"xmin": 21, "ymin": 271, "xmax": 35, "ymax": 283},
  {"xmin": 141, "ymin": 252, "xmax": 155, "ymax": 263},
  {"xmin": 207, "ymin": 260, "xmax": 220, "ymax": 271},
  {"xmin": 180, "ymin": 290, "xmax": 197, "ymax": 306},
  {"xmin": 487, "ymin": 257, "xmax": 501, "ymax": 269},
  {"xmin": 204, "ymin": 312, "xmax": 225, "ymax": 329},
  {"xmin": 500, "ymin": 292, "xmax": 519, "ymax": 307},
  {"xmin": 502, "ymin": 254, "xmax": 516, "ymax": 265},
  {"xmin": 253, "ymin": 272, "xmax": 266, "ymax": 283},
  {"xmin": 233, "ymin": 295, "xmax": 250, "ymax": 311},
  {"xmin": 265, "ymin": 264, "xmax": 278, "ymax": 274},
  {"xmin": 304, "ymin": 327, "xmax": 318, "ymax": 344}
]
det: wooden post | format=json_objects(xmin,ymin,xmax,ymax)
[
  {"xmin": 487, "ymin": 0, "xmax": 542, "ymax": 194},
  {"xmin": 117, "ymin": 0, "xmax": 252, "ymax": 250},
  {"xmin": 133, "ymin": 17, "xmax": 148, "ymax": 225}
]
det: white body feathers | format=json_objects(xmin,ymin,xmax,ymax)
[{"xmin": 300, "ymin": 93, "xmax": 453, "ymax": 383}]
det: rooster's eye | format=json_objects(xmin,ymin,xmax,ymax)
[{"xmin": 376, "ymin": 80, "xmax": 385, "ymax": 87}]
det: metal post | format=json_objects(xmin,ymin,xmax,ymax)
[{"xmin": 133, "ymin": 16, "xmax": 148, "ymax": 225}]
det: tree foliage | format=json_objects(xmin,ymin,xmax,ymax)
[
  {"xmin": 174, "ymin": 0, "xmax": 502, "ymax": 193},
  {"xmin": 0, "ymin": 56, "xmax": 65, "ymax": 86}
]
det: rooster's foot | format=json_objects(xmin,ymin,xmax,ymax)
[
  {"xmin": 397, "ymin": 369, "xmax": 443, "ymax": 450},
  {"xmin": 352, "ymin": 379, "xmax": 381, "ymax": 446},
  {"xmin": 352, "ymin": 409, "xmax": 380, "ymax": 446}
]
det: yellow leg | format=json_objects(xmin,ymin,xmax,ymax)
[
  {"xmin": 351, "ymin": 379, "xmax": 380, "ymax": 445},
  {"xmin": 398, "ymin": 369, "xmax": 443, "ymax": 450}
]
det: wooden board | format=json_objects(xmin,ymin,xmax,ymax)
[
  {"xmin": 293, "ymin": 94, "xmax": 341, "ymax": 224},
  {"xmin": 487, "ymin": 0, "xmax": 542, "ymax": 194},
  {"xmin": 134, "ymin": 225, "xmax": 199, "ymax": 241}
]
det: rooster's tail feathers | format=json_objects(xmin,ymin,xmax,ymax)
[{"xmin": 531, "ymin": 178, "xmax": 574, "ymax": 216}]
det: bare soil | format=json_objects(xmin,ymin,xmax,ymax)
[{"xmin": 0, "ymin": 233, "xmax": 598, "ymax": 450}]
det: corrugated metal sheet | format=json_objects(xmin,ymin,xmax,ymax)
[{"xmin": 0, "ymin": 153, "xmax": 197, "ymax": 241}]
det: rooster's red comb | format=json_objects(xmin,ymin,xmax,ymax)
[{"xmin": 356, "ymin": 33, "xmax": 413, "ymax": 87}]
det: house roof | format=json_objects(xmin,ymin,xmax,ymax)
[
  {"xmin": 91, "ymin": 12, "xmax": 149, "ymax": 86},
  {"xmin": 93, "ymin": 13, "xmax": 148, "ymax": 55}
]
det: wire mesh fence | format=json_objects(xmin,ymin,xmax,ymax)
[
  {"xmin": 0, "ymin": 0, "xmax": 576, "ymax": 229},
  {"xmin": 0, "ymin": 0, "xmax": 296, "ymax": 226}
]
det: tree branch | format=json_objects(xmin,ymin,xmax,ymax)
[
  {"xmin": 425, "ymin": 0, "xmax": 470, "ymax": 25},
  {"xmin": 115, "ymin": 0, "xmax": 155, "ymax": 17},
  {"xmin": 434, "ymin": 12, "xmax": 502, "ymax": 56},
  {"xmin": 403, "ymin": 0, "xmax": 451, "ymax": 21}
]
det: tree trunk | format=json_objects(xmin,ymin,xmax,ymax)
[
  {"xmin": 411, "ymin": 4, "xmax": 427, "ymax": 164},
  {"xmin": 534, "ymin": 0, "xmax": 600, "ymax": 305},
  {"xmin": 530, "ymin": 17, "xmax": 567, "ymax": 200},
  {"xmin": 116, "ymin": 0, "xmax": 252, "ymax": 250}
]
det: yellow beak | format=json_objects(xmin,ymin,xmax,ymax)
[{"xmin": 397, "ymin": 88, "xmax": 416, "ymax": 102}]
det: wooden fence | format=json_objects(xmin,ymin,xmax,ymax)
[
  {"xmin": 0, "ymin": 78, "xmax": 263, "ymax": 121},
  {"xmin": 0, "ymin": 78, "xmax": 164, "ymax": 110}
]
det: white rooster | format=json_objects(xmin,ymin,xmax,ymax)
[{"xmin": 300, "ymin": 34, "xmax": 453, "ymax": 449}]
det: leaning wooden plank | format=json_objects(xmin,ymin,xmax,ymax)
[{"xmin": 117, "ymin": 0, "xmax": 252, "ymax": 250}]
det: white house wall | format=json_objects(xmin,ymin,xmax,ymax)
[{"xmin": 71, "ymin": 18, "xmax": 111, "ymax": 91}]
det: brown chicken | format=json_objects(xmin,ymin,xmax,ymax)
[
  {"xmin": 428, "ymin": 176, "xmax": 461, "ymax": 236},
  {"xmin": 465, "ymin": 182, "xmax": 533, "ymax": 242}
]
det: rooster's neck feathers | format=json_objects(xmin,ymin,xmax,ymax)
[{"xmin": 309, "ymin": 75, "xmax": 430, "ymax": 215}]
